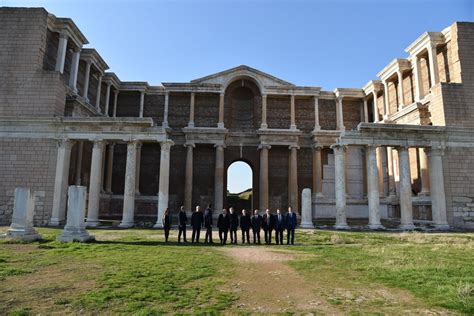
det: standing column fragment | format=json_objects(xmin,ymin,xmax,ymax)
[
  {"xmin": 332, "ymin": 144, "xmax": 349, "ymax": 229},
  {"xmin": 86, "ymin": 140, "xmax": 106, "ymax": 227},
  {"xmin": 367, "ymin": 146, "xmax": 383, "ymax": 229},
  {"xmin": 154, "ymin": 140, "xmax": 173, "ymax": 228},
  {"xmin": 120, "ymin": 141, "xmax": 138, "ymax": 228},
  {"xmin": 398, "ymin": 146, "xmax": 415, "ymax": 230}
]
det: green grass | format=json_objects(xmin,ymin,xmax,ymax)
[{"xmin": 288, "ymin": 230, "xmax": 474, "ymax": 314}]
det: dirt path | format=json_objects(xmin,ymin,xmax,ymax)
[{"xmin": 222, "ymin": 246, "xmax": 339, "ymax": 314}]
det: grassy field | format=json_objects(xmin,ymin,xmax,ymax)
[{"xmin": 0, "ymin": 227, "xmax": 473, "ymax": 314}]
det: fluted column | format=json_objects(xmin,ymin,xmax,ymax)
[
  {"xmin": 313, "ymin": 95, "xmax": 321, "ymax": 131},
  {"xmin": 418, "ymin": 147, "xmax": 430, "ymax": 196},
  {"xmin": 184, "ymin": 143, "xmax": 195, "ymax": 212},
  {"xmin": 426, "ymin": 147, "xmax": 449, "ymax": 230},
  {"xmin": 104, "ymin": 82, "xmax": 112, "ymax": 117},
  {"xmin": 312, "ymin": 145, "xmax": 323, "ymax": 197},
  {"xmin": 288, "ymin": 145, "xmax": 299, "ymax": 211},
  {"xmin": 188, "ymin": 92, "xmax": 195, "ymax": 127},
  {"xmin": 332, "ymin": 144, "xmax": 349, "ymax": 229},
  {"xmin": 363, "ymin": 98, "xmax": 369, "ymax": 123},
  {"xmin": 383, "ymin": 81, "xmax": 390, "ymax": 119},
  {"xmin": 82, "ymin": 60, "xmax": 92, "ymax": 102},
  {"xmin": 398, "ymin": 146, "xmax": 415, "ymax": 230},
  {"xmin": 154, "ymin": 140, "xmax": 173, "ymax": 228},
  {"xmin": 163, "ymin": 91, "xmax": 169, "ymax": 128},
  {"xmin": 372, "ymin": 91, "xmax": 379, "ymax": 123},
  {"xmin": 413, "ymin": 56, "xmax": 423, "ymax": 101},
  {"xmin": 49, "ymin": 139, "xmax": 74, "ymax": 226},
  {"xmin": 290, "ymin": 94, "xmax": 296, "ymax": 130},
  {"xmin": 139, "ymin": 91, "xmax": 145, "ymax": 118},
  {"xmin": 105, "ymin": 143, "xmax": 115, "ymax": 194},
  {"xmin": 261, "ymin": 94, "xmax": 268, "ymax": 129},
  {"xmin": 112, "ymin": 90, "xmax": 119, "ymax": 117},
  {"xmin": 135, "ymin": 143, "xmax": 142, "ymax": 195},
  {"xmin": 55, "ymin": 33, "xmax": 68, "ymax": 73},
  {"xmin": 428, "ymin": 44, "xmax": 439, "ymax": 86},
  {"xmin": 367, "ymin": 146, "xmax": 383, "ymax": 229},
  {"xmin": 387, "ymin": 147, "xmax": 396, "ymax": 197},
  {"xmin": 120, "ymin": 141, "xmax": 138, "ymax": 228},
  {"xmin": 336, "ymin": 96, "xmax": 345, "ymax": 131},
  {"xmin": 68, "ymin": 47, "xmax": 81, "ymax": 92},
  {"xmin": 214, "ymin": 144, "xmax": 225, "ymax": 212},
  {"xmin": 95, "ymin": 75, "xmax": 103, "ymax": 113},
  {"xmin": 259, "ymin": 144, "xmax": 270, "ymax": 210},
  {"xmin": 86, "ymin": 140, "xmax": 106, "ymax": 227},
  {"xmin": 218, "ymin": 93, "xmax": 225, "ymax": 128},
  {"xmin": 397, "ymin": 70, "xmax": 405, "ymax": 110},
  {"xmin": 74, "ymin": 141, "xmax": 84, "ymax": 185}
]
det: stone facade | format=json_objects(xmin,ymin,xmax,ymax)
[{"xmin": 0, "ymin": 7, "xmax": 473, "ymax": 230}]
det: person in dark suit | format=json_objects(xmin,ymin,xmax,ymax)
[
  {"xmin": 178, "ymin": 205, "xmax": 188, "ymax": 243},
  {"xmin": 275, "ymin": 208, "xmax": 286, "ymax": 245},
  {"xmin": 229, "ymin": 207, "xmax": 239, "ymax": 244},
  {"xmin": 240, "ymin": 209, "xmax": 251, "ymax": 244},
  {"xmin": 286, "ymin": 206, "xmax": 297, "ymax": 245},
  {"xmin": 217, "ymin": 208, "xmax": 230, "ymax": 245},
  {"xmin": 162, "ymin": 208, "xmax": 171, "ymax": 242},
  {"xmin": 191, "ymin": 205, "xmax": 203, "ymax": 243},
  {"xmin": 204, "ymin": 204, "xmax": 214, "ymax": 244},
  {"xmin": 251, "ymin": 209, "xmax": 262, "ymax": 244},
  {"xmin": 262, "ymin": 208, "xmax": 275, "ymax": 244}
]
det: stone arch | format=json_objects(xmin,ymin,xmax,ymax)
[
  {"xmin": 223, "ymin": 79, "xmax": 262, "ymax": 131},
  {"xmin": 225, "ymin": 159, "xmax": 254, "ymax": 213}
]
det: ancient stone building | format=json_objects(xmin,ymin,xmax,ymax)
[{"xmin": 1, "ymin": 7, "xmax": 473, "ymax": 229}]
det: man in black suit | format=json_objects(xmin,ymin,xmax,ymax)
[
  {"xmin": 240, "ymin": 209, "xmax": 251, "ymax": 244},
  {"xmin": 286, "ymin": 206, "xmax": 297, "ymax": 245},
  {"xmin": 217, "ymin": 208, "xmax": 230, "ymax": 245},
  {"xmin": 275, "ymin": 208, "xmax": 286, "ymax": 245},
  {"xmin": 251, "ymin": 209, "xmax": 262, "ymax": 244},
  {"xmin": 178, "ymin": 205, "xmax": 188, "ymax": 243},
  {"xmin": 204, "ymin": 204, "xmax": 213, "ymax": 244},
  {"xmin": 229, "ymin": 207, "xmax": 239, "ymax": 244},
  {"xmin": 262, "ymin": 208, "xmax": 274, "ymax": 244},
  {"xmin": 191, "ymin": 205, "xmax": 203, "ymax": 243}
]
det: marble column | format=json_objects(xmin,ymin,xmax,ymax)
[
  {"xmin": 397, "ymin": 70, "xmax": 405, "ymax": 110},
  {"xmin": 259, "ymin": 144, "xmax": 270, "ymax": 210},
  {"xmin": 313, "ymin": 95, "xmax": 321, "ymax": 131},
  {"xmin": 55, "ymin": 33, "xmax": 68, "ymax": 73},
  {"xmin": 105, "ymin": 143, "xmax": 115, "ymax": 194},
  {"xmin": 139, "ymin": 91, "xmax": 145, "ymax": 118},
  {"xmin": 82, "ymin": 60, "xmax": 92, "ymax": 102},
  {"xmin": 336, "ymin": 96, "xmax": 345, "ymax": 131},
  {"xmin": 290, "ymin": 94, "xmax": 297, "ymax": 130},
  {"xmin": 300, "ymin": 188, "xmax": 314, "ymax": 228},
  {"xmin": 104, "ymin": 82, "xmax": 112, "ymax": 117},
  {"xmin": 376, "ymin": 147, "xmax": 385, "ymax": 196},
  {"xmin": 218, "ymin": 93, "xmax": 225, "ymax": 128},
  {"xmin": 86, "ymin": 140, "xmax": 106, "ymax": 227},
  {"xmin": 418, "ymin": 147, "xmax": 430, "ymax": 196},
  {"xmin": 49, "ymin": 139, "xmax": 74, "ymax": 226},
  {"xmin": 332, "ymin": 144, "xmax": 349, "ymax": 229},
  {"xmin": 383, "ymin": 81, "xmax": 390, "ymax": 119},
  {"xmin": 7, "ymin": 188, "xmax": 42, "ymax": 241},
  {"xmin": 367, "ymin": 146, "xmax": 383, "ymax": 229},
  {"xmin": 184, "ymin": 143, "xmax": 195, "ymax": 212},
  {"xmin": 120, "ymin": 141, "xmax": 138, "ymax": 228},
  {"xmin": 135, "ymin": 143, "xmax": 142, "ymax": 195},
  {"xmin": 387, "ymin": 147, "xmax": 396, "ymax": 197},
  {"xmin": 188, "ymin": 92, "xmax": 195, "ymax": 127},
  {"xmin": 214, "ymin": 144, "xmax": 225, "ymax": 212},
  {"xmin": 155, "ymin": 140, "xmax": 173, "ymax": 228},
  {"xmin": 413, "ymin": 56, "xmax": 423, "ymax": 101},
  {"xmin": 74, "ymin": 141, "xmax": 84, "ymax": 185},
  {"xmin": 398, "ymin": 146, "xmax": 415, "ymax": 230},
  {"xmin": 261, "ymin": 94, "xmax": 268, "ymax": 129},
  {"xmin": 363, "ymin": 98, "xmax": 369, "ymax": 123},
  {"xmin": 68, "ymin": 47, "xmax": 81, "ymax": 92},
  {"xmin": 95, "ymin": 75, "xmax": 102, "ymax": 113},
  {"xmin": 426, "ymin": 147, "xmax": 449, "ymax": 230},
  {"xmin": 163, "ymin": 92, "xmax": 169, "ymax": 128},
  {"xmin": 312, "ymin": 145, "xmax": 323, "ymax": 197},
  {"xmin": 372, "ymin": 91, "xmax": 379, "ymax": 123},
  {"xmin": 288, "ymin": 145, "xmax": 299, "ymax": 211},
  {"xmin": 112, "ymin": 90, "xmax": 119, "ymax": 117},
  {"xmin": 428, "ymin": 44, "xmax": 439, "ymax": 86}
]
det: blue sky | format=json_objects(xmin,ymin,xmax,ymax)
[{"xmin": 3, "ymin": 0, "xmax": 472, "ymax": 192}]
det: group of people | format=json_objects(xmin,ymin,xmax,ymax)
[{"xmin": 162, "ymin": 204, "xmax": 298, "ymax": 245}]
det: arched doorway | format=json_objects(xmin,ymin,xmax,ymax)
[{"xmin": 226, "ymin": 161, "xmax": 253, "ymax": 213}]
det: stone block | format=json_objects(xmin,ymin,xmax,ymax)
[
  {"xmin": 300, "ymin": 188, "xmax": 314, "ymax": 228},
  {"xmin": 6, "ymin": 187, "xmax": 42, "ymax": 241}
]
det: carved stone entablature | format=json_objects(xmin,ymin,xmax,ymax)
[
  {"xmin": 311, "ymin": 130, "xmax": 341, "ymax": 147},
  {"xmin": 389, "ymin": 102, "xmax": 431, "ymax": 125},
  {"xmin": 182, "ymin": 126, "xmax": 228, "ymax": 146},
  {"xmin": 257, "ymin": 128, "xmax": 301, "ymax": 147}
]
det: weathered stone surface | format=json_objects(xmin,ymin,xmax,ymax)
[
  {"xmin": 300, "ymin": 188, "xmax": 314, "ymax": 228},
  {"xmin": 6, "ymin": 188, "xmax": 42, "ymax": 241}
]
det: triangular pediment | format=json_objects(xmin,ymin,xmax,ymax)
[{"xmin": 190, "ymin": 65, "xmax": 295, "ymax": 87}]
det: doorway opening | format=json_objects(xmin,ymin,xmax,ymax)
[{"xmin": 226, "ymin": 160, "xmax": 253, "ymax": 213}]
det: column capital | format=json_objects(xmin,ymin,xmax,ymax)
[
  {"xmin": 214, "ymin": 143, "xmax": 226, "ymax": 149},
  {"xmin": 262, "ymin": 93, "xmax": 267, "ymax": 98},
  {"xmin": 92, "ymin": 139, "xmax": 107, "ymax": 149},
  {"xmin": 336, "ymin": 95, "xmax": 343, "ymax": 102},
  {"xmin": 219, "ymin": 92, "xmax": 225, "ymax": 97},
  {"xmin": 106, "ymin": 81, "xmax": 112, "ymax": 88},
  {"xmin": 136, "ymin": 142, "xmax": 143, "ymax": 149},
  {"xmin": 425, "ymin": 146, "xmax": 445, "ymax": 157},
  {"xmin": 108, "ymin": 142, "xmax": 116, "ymax": 149},
  {"xmin": 258, "ymin": 143, "xmax": 271, "ymax": 150},
  {"xmin": 330, "ymin": 143, "xmax": 347, "ymax": 153},
  {"xmin": 394, "ymin": 145, "xmax": 410, "ymax": 152},
  {"xmin": 184, "ymin": 142, "xmax": 195, "ymax": 148},
  {"xmin": 73, "ymin": 46, "xmax": 81, "ymax": 54},
  {"xmin": 312, "ymin": 144, "xmax": 323, "ymax": 151},
  {"xmin": 57, "ymin": 138, "xmax": 75, "ymax": 150},
  {"xmin": 59, "ymin": 32, "xmax": 68, "ymax": 40},
  {"xmin": 160, "ymin": 139, "xmax": 174, "ymax": 151},
  {"xmin": 113, "ymin": 89, "xmax": 119, "ymax": 96},
  {"xmin": 288, "ymin": 144, "xmax": 300, "ymax": 150}
]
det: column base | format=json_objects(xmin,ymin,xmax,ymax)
[
  {"xmin": 153, "ymin": 222, "xmax": 163, "ymax": 229},
  {"xmin": 260, "ymin": 123, "xmax": 268, "ymax": 129},
  {"xmin": 299, "ymin": 221, "xmax": 315, "ymax": 229},
  {"xmin": 433, "ymin": 223, "xmax": 450, "ymax": 230},
  {"xmin": 118, "ymin": 221, "xmax": 134, "ymax": 228},
  {"xmin": 290, "ymin": 124, "xmax": 297, "ymax": 130},
  {"xmin": 217, "ymin": 122, "xmax": 225, "ymax": 128},
  {"xmin": 6, "ymin": 228, "xmax": 42, "ymax": 241},
  {"xmin": 187, "ymin": 122, "xmax": 195, "ymax": 128},
  {"xmin": 399, "ymin": 223, "xmax": 416, "ymax": 230},
  {"xmin": 85, "ymin": 220, "xmax": 100, "ymax": 228},
  {"xmin": 48, "ymin": 218, "xmax": 64, "ymax": 226},
  {"xmin": 334, "ymin": 223, "xmax": 350, "ymax": 230},
  {"xmin": 57, "ymin": 228, "xmax": 95, "ymax": 243},
  {"xmin": 367, "ymin": 223, "xmax": 385, "ymax": 230},
  {"xmin": 418, "ymin": 191, "xmax": 430, "ymax": 196}
]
